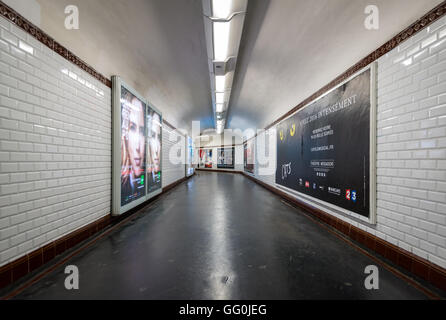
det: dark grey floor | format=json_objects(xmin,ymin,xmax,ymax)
[{"xmin": 8, "ymin": 172, "xmax": 436, "ymax": 299}]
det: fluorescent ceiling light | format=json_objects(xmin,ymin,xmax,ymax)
[
  {"xmin": 216, "ymin": 103, "xmax": 224, "ymax": 113},
  {"xmin": 213, "ymin": 21, "xmax": 230, "ymax": 61},
  {"xmin": 216, "ymin": 92, "xmax": 225, "ymax": 104},
  {"xmin": 215, "ymin": 75, "xmax": 226, "ymax": 92},
  {"xmin": 212, "ymin": 0, "xmax": 232, "ymax": 19}
]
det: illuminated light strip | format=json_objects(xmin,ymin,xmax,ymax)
[
  {"xmin": 213, "ymin": 21, "xmax": 231, "ymax": 62},
  {"xmin": 203, "ymin": 0, "xmax": 247, "ymax": 133},
  {"xmin": 212, "ymin": 0, "xmax": 232, "ymax": 20}
]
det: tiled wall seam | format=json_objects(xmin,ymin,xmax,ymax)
[
  {"xmin": 0, "ymin": 15, "xmax": 111, "ymax": 266},
  {"xmin": 252, "ymin": 17, "xmax": 446, "ymax": 270}
]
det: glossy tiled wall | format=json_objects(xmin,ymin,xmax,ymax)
[
  {"xmin": 0, "ymin": 16, "xmax": 112, "ymax": 266},
  {"xmin": 162, "ymin": 125, "xmax": 186, "ymax": 188}
]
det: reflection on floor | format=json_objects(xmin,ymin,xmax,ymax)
[{"xmin": 7, "ymin": 172, "xmax": 442, "ymax": 299}]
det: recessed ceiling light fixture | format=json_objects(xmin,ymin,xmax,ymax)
[
  {"xmin": 212, "ymin": 0, "xmax": 232, "ymax": 19},
  {"xmin": 216, "ymin": 92, "xmax": 225, "ymax": 104},
  {"xmin": 202, "ymin": 0, "xmax": 248, "ymax": 134}
]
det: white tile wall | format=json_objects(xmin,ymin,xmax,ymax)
[
  {"xmin": 250, "ymin": 17, "xmax": 446, "ymax": 269},
  {"xmin": 162, "ymin": 125, "xmax": 185, "ymax": 187},
  {"xmin": 0, "ymin": 16, "xmax": 111, "ymax": 266}
]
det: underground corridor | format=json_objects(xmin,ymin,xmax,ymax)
[{"xmin": 2, "ymin": 172, "xmax": 443, "ymax": 300}]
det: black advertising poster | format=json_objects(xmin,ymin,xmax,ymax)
[
  {"xmin": 275, "ymin": 68, "xmax": 371, "ymax": 217},
  {"xmin": 217, "ymin": 147, "xmax": 235, "ymax": 169}
]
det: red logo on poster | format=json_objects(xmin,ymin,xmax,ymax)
[
  {"xmin": 346, "ymin": 189, "xmax": 351, "ymax": 200},
  {"xmin": 305, "ymin": 181, "xmax": 310, "ymax": 188}
]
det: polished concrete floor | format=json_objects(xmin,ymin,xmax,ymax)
[{"xmin": 6, "ymin": 172, "xmax": 440, "ymax": 299}]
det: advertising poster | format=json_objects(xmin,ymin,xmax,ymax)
[
  {"xmin": 147, "ymin": 107, "xmax": 162, "ymax": 193},
  {"xmin": 120, "ymin": 86, "xmax": 147, "ymax": 206},
  {"xmin": 244, "ymin": 140, "xmax": 255, "ymax": 173},
  {"xmin": 275, "ymin": 68, "xmax": 371, "ymax": 217},
  {"xmin": 217, "ymin": 147, "xmax": 235, "ymax": 169},
  {"xmin": 199, "ymin": 149, "xmax": 213, "ymax": 168}
]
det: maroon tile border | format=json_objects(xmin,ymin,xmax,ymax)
[
  {"xmin": 240, "ymin": 171, "xmax": 446, "ymax": 293},
  {"xmin": 0, "ymin": 1, "xmax": 112, "ymax": 88},
  {"xmin": 0, "ymin": 174, "xmax": 193, "ymax": 292}
]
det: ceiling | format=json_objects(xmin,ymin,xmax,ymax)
[
  {"xmin": 31, "ymin": 0, "xmax": 443, "ymax": 134},
  {"xmin": 35, "ymin": 0, "xmax": 213, "ymax": 132}
]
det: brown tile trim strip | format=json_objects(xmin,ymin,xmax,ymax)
[
  {"xmin": 260, "ymin": 1, "xmax": 446, "ymax": 132},
  {"xmin": 0, "ymin": 1, "xmax": 112, "ymax": 88},
  {"xmin": 0, "ymin": 174, "xmax": 193, "ymax": 292},
  {"xmin": 240, "ymin": 172, "xmax": 446, "ymax": 293}
]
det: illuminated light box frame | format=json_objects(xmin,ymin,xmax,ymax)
[
  {"xmin": 186, "ymin": 136, "xmax": 195, "ymax": 177},
  {"xmin": 274, "ymin": 63, "xmax": 377, "ymax": 225},
  {"xmin": 112, "ymin": 76, "xmax": 163, "ymax": 216}
]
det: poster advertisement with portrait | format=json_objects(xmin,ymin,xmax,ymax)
[
  {"xmin": 244, "ymin": 140, "xmax": 255, "ymax": 174},
  {"xmin": 147, "ymin": 106, "xmax": 162, "ymax": 193},
  {"xmin": 275, "ymin": 65, "xmax": 376, "ymax": 222},
  {"xmin": 112, "ymin": 77, "xmax": 163, "ymax": 216},
  {"xmin": 120, "ymin": 86, "xmax": 147, "ymax": 207},
  {"xmin": 217, "ymin": 147, "xmax": 235, "ymax": 169}
]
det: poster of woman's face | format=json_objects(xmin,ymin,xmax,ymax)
[
  {"xmin": 120, "ymin": 87, "xmax": 146, "ymax": 206},
  {"xmin": 147, "ymin": 108, "xmax": 162, "ymax": 192}
]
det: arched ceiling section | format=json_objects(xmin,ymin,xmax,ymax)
[{"xmin": 228, "ymin": 0, "xmax": 443, "ymax": 132}]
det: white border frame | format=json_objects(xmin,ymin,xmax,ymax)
[
  {"xmin": 186, "ymin": 136, "xmax": 195, "ymax": 177},
  {"xmin": 112, "ymin": 76, "xmax": 163, "ymax": 216},
  {"xmin": 274, "ymin": 63, "xmax": 377, "ymax": 224}
]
